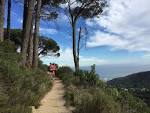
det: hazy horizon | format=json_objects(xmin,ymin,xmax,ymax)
[{"xmin": 82, "ymin": 64, "xmax": 150, "ymax": 81}]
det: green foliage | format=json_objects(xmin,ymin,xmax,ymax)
[
  {"xmin": 58, "ymin": 66, "xmax": 74, "ymax": 86},
  {"xmin": 73, "ymin": 65, "xmax": 99, "ymax": 87},
  {"xmin": 41, "ymin": 0, "xmax": 63, "ymax": 21},
  {"xmin": 0, "ymin": 41, "xmax": 52, "ymax": 113},
  {"xmin": 58, "ymin": 65, "xmax": 100, "ymax": 87},
  {"xmin": 74, "ymin": 89, "xmax": 120, "ymax": 113},
  {"xmin": 74, "ymin": 70, "xmax": 99, "ymax": 87},
  {"xmin": 108, "ymin": 71, "xmax": 150, "ymax": 107},
  {"xmin": 131, "ymin": 89, "xmax": 150, "ymax": 107},
  {"xmin": 10, "ymin": 29, "xmax": 22, "ymax": 47},
  {"xmin": 4, "ymin": 29, "xmax": 60, "ymax": 56},
  {"xmin": 64, "ymin": 0, "xmax": 106, "ymax": 19},
  {"xmin": 4, "ymin": 29, "xmax": 22, "ymax": 47},
  {"xmin": 116, "ymin": 90, "xmax": 150, "ymax": 113},
  {"xmin": 39, "ymin": 36, "xmax": 60, "ymax": 56},
  {"xmin": 58, "ymin": 66, "xmax": 74, "ymax": 75},
  {"xmin": 0, "ymin": 40, "xmax": 16, "ymax": 52},
  {"xmin": 38, "ymin": 60, "xmax": 48, "ymax": 71},
  {"xmin": 58, "ymin": 65, "xmax": 150, "ymax": 113}
]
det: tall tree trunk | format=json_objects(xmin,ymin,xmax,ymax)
[
  {"xmin": 77, "ymin": 27, "xmax": 82, "ymax": 69},
  {"xmin": 23, "ymin": 0, "xmax": 28, "ymax": 30},
  {"xmin": 33, "ymin": 0, "xmax": 42, "ymax": 68},
  {"xmin": 21, "ymin": 0, "xmax": 28, "ymax": 52},
  {"xmin": 72, "ymin": 21, "xmax": 79, "ymax": 71},
  {"xmin": 0, "ymin": 0, "xmax": 5, "ymax": 42},
  {"xmin": 21, "ymin": 0, "xmax": 35, "ymax": 67},
  {"xmin": 6, "ymin": 0, "xmax": 11, "ymax": 39},
  {"xmin": 27, "ymin": 19, "xmax": 34, "ymax": 68}
]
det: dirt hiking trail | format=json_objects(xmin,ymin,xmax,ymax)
[{"xmin": 32, "ymin": 78, "xmax": 71, "ymax": 113}]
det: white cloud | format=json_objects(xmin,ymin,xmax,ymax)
[
  {"xmin": 40, "ymin": 28, "xmax": 58, "ymax": 35},
  {"xmin": 57, "ymin": 13, "xmax": 69, "ymax": 23},
  {"xmin": 86, "ymin": 19, "xmax": 96, "ymax": 27},
  {"xmin": 87, "ymin": 31, "xmax": 129, "ymax": 49},
  {"xmin": 80, "ymin": 56, "xmax": 107, "ymax": 66},
  {"xmin": 60, "ymin": 0, "xmax": 82, "ymax": 9},
  {"xmin": 17, "ymin": 18, "xmax": 23, "ymax": 24},
  {"xmin": 41, "ymin": 48, "xmax": 73, "ymax": 66},
  {"xmin": 143, "ymin": 53, "xmax": 150, "ymax": 59},
  {"xmin": 41, "ymin": 48, "xmax": 108, "ymax": 66},
  {"xmin": 87, "ymin": 0, "xmax": 150, "ymax": 52}
]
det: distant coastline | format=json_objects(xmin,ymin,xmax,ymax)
[{"xmin": 82, "ymin": 64, "xmax": 150, "ymax": 81}]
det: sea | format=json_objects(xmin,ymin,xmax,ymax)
[{"xmin": 82, "ymin": 64, "xmax": 150, "ymax": 81}]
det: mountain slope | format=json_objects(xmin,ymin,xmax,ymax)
[
  {"xmin": 108, "ymin": 71, "xmax": 150, "ymax": 107},
  {"xmin": 108, "ymin": 71, "xmax": 150, "ymax": 88}
]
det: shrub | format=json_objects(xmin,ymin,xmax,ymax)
[
  {"xmin": 0, "ymin": 41, "xmax": 52, "ymax": 113},
  {"xmin": 117, "ymin": 90, "xmax": 150, "ymax": 113},
  {"xmin": 38, "ymin": 60, "xmax": 48, "ymax": 71},
  {"xmin": 73, "ymin": 89, "xmax": 120, "ymax": 113},
  {"xmin": 58, "ymin": 66, "xmax": 74, "ymax": 76},
  {"xmin": 58, "ymin": 66, "xmax": 74, "ymax": 86},
  {"xmin": 59, "ymin": 65, "xmax": 150, "ymax": 113},
  {"xmin": 0, "ymin": 40, "xmax": 16, "ymax": 52},
  {"xmin": 75, "ymin": 70, "xmax": 99, "ymax": 86},
  {"xmin": 74, "ymin": 65, "xmax": 99, "ymax": 87},
  {"xmin": 64, "ymin": 85, "xmax": 77, "ymax": 106}
]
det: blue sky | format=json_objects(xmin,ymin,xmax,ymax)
[{"xmin": 6, "ymin": 0, "xmax": 150, "ymax": 67}]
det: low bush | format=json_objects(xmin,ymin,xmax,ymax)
[
  {"xmin": 117, "ymin": 90, "xmax": 150, "ymax": 113},
  {"xmin": 0, "ymin": 41, "xmax": 52, "ymax": 113},
  {"xmin": 74, "ymin": 69, "xmax": 99, "ymax": 87},
  {"xmin": 58, "ymin": 65, "xmax": 100, "ymax": 87},
  {"xmin": 58, "ymin": 66, "xmax": 74, "ymax": 86},
  {"xmin": 74, "ymin": 89, "xmax": 120, "ymax": 113},
  {"xmin": 58, "ymin": 66, "xmax": 74, "ymax": 76},
  {"xmin": 58, "ymin": 65, "xmax": 150, "ymax": 113},
  {"xmin": 38, "ymin": 60, "xmax": 48, "ymax": 71}
]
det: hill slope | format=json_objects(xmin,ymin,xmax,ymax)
[
  {"xmin": 108, "ymin": 71, "xmax": 150, "ymax": 107},
  {"xmin": 108, "ymin": 71, "xmax": 150, "ymax": 88}
]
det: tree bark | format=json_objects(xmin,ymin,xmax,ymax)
[
  {"xmin": 0, "ymin": 0, "xmax": 5, "ymax": 42},
  {"xmin": 6, "ymin": 0, "xmax": 11, "ymax": 39},
  {"xmin": 21, "ymin": 0, "xmax": 35, "ymax": 67},
  {"xmin": 72, "ymin": 21, "xmax": 79, "ymax": 71},
  {"xmin": 77, "ymin": 27, "xmax": 82, "ymax": 69},
  {"xmin": 23, "ymin": 0, "xmax": 28, "ymax": 30},
  {"xmin": 27, "ymin": 19, "xmax": 34, "ymax": 68},
  {"xmin": 21, "ymin": 0, "xmax": 28, "ymax": 52},
  {"xmin": 33, "ymin": 0, "xmax": 42, "ymax": 68}
]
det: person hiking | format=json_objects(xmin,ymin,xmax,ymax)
[
  {"xmin": 52, "ymin": 63, "xmax": 56, "ymax": 76},
  {"xmin": 55, "ymin": 64, "xmax": 59, "ymax": 77},
  {"xmin": 49, "ymin": 63, "xmax": 58, "ymax": 77},
  {"xmin": 49, "ymin": 63, "xmax": 52, "ymax": 73}
]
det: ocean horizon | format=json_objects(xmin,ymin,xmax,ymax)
[{"xmin": 82, "ymin": 64, "xmax": 150, "ymax": 81}]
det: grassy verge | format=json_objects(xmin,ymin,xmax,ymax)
[
  {"xmin": 0, "ymin": 41, "xmax": 52, "ymax": 113},
  {"xmin": 58, "ymin": 66, "xmax": 150, "ymax": 113}
]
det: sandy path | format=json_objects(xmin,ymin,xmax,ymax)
[{"xmin": 32, "ymin": 78, "xmax": 71, "ymax": 113}]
